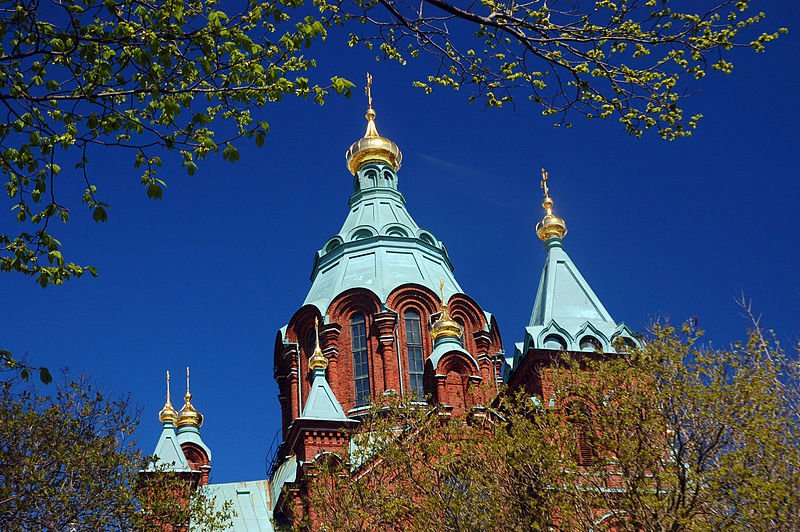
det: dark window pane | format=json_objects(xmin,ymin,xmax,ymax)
[
  {"xmin": 351, "ymin": 314, "xmax": 370, "ymax": 406},
  {"xmin": 405, "ymin": 311, "xmax": 425, "ymax": 401}
]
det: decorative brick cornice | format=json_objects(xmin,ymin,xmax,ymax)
[
  {"xmin": 320, "ymin": 323, "xmax": 342, "ymax": 359},
  {"xmin": 373, "ymin": 311, "xmax": 398, "ymax": 346},
  {"xmin": 473, "ymin": 330, "xmax": 491, "ymax": 352}
]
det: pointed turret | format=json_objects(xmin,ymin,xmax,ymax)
[
  {"xmin": 148, "ymin": 371, "xmax": 191, "ymax": 472},
  {"xmin": 175, "ymin": 367, "xmax": 212, "ymax": 480},
  {"xmin": 510, "ymin": 170, "xmax": 639, "ymax": 370},
  {"xmin": 300, "ymin": 318, "xmax": 348, "ymax": 421}
]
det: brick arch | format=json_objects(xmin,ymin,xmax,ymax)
[
  {"xmin": 326, "ymin": 289, "xmax": 382, "ymax": 413},
  {"xmin": 435, "ymin": 351, "xmax": 481, "ymax": 415},
  {"xmin": 326, "ymin": 288, "xmax": 382, "ymax": 320},
  {"xmin": 487, "ymin": 313, "xmax": 503, "ymax": 352},
  {"xmin": 448, "ymin": 294, "xmax": 487, "ymax": 354},
  {"xmin": 385, "ymin": 283, "xmax": 440, "ymax": 315},
  {"xmin": 285, "ymin": 305, "xmax": 325, "ymax": 409},
  {"xmin": 387, "ymin": 284, "xmax": 440, "ymax": 399},
  {"xmin": 179, "ymin": 441, "xmax": 211, "ymax": 487},
  {"xmin": 286, "ymin": 305, "xmax": 323, "ymax": 345}
]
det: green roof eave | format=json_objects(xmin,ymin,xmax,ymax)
[{"xmin": 148, "ymin": 422, "xmax": 191, "ymax": 473}]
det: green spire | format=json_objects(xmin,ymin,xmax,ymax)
[{"xmin": 509, "ymin": 171, "xmax": 640, "ymax": 372}]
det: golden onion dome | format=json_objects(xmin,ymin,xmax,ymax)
[
  {"xmin": 176, "ymin": 367, "xmax": 204, "ymax": 429},
  {"xmin": 309, "ymin": 317, "xmax": 328, "ymax": 371},
  {"xmin": 158, "ymin": 370, "xmax": 178, "ymax": 424},
  {"xmin": 345, "ymin": 73, "xmax": 402, "ymax": 176},
  {"xmin": 431, "ymin": 280, "xmax": 463, "ymax": 341},
  {"xmin": 535, "ymin": 168, "xmax": 568, "ymax": 241}
]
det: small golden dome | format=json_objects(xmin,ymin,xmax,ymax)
[
  {"xmin": 431, "ymin": 280, "xmax": 463, "ymax": 341},
  {"xmin": 309, "ymin": 317, "xmax": 328, "ymax": 371},
  {"xmin": 345, "ymin": 73, "xmax": 403, "ymax": 176},
  {"xmin": 158, "ymin": 371, "xmax": 178, "ymax": 424},
  {"xmin": 535, "ymin": 168, "xmax": 567, "ymax": 241},
  {"xmin": 176, "ymin": 367, "xmax": 204, "ymax": 429}
]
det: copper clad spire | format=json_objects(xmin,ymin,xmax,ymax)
[
  {"xmin": 345, "ymin": 73, "xmax": 403, "ymax": 175},
  {"xmin": 535, "ymin": 168, "xmax": 568, "ymax": 241}
]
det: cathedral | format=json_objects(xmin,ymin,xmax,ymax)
[{"xmin": 146, "ymin": 79, "xmax": 640, "ymax": 530}]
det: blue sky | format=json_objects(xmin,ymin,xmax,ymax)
[{"xmin": 2, "ymin": 1, "xmax": 799, "ymax": 484}]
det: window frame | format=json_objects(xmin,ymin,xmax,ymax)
[
  {"xmin": 404, "ymin": 309, "xmax": 425, "ymax": 401},
  {"xmin": 351, "ymin": 313, "xmax": 371, "ymax": 407}
]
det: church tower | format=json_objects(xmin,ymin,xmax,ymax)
[
  {"xmin": 143, "ymin": 82, "xmax": 646, "ymax": 531},
  {"xmin": 145, "ymin": 369, "xmax": 212, "ymax": 485},
  {"xmin": 505, "ymin": 169, "xmax": 641, "ymax": 399},
  {"xmin": 270, "ymin": 76, "xmax": 504, "ymax": 522}
]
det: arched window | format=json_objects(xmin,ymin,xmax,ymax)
[
  {"xmin": 351, "ymin": 313, "xmax": 370, "ymax": 407},
  {"xmin": 404, "ymin": 310, "xmax": 424, "ymax": 400},
  {"xmin": 543, "ymin": 334, "xmax": 567, "ymax": 351},
  {"xmin": 579, "ymin": 335, "xmax": 602, "ymax": 352},
  {"xmin": 565, "ymin": 401, "xmax": 596, "ymax": 466}
]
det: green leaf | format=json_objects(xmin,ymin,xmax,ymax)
[
  {"xmin": 92, "ymin": 206, "xmax": 108, "ymax": 223},
  {"xmin": 39, "ymin": 367, "xmax": 53, "ymax": 384},
  {"xmin": 222, "ymin": 144, "xmax": 240, "ymax": 163},
  {"xmin": 146, "ymin": 183, "xmax": 163, "ymax": 199}
]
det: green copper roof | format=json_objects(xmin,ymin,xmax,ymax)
[
  {"xmin": 269, "ymin": 455, "xmax": 297, "ymax": 510},
  {"xmin": 201, "ymin": 480, "xmax": 274, "ymax": 531},
  {"xmin": 429, "ymin": 335, "xmax": 478, "ymax": 373},
  {"xmin": 299, "ymin": 367, "xmax": 349, "ymax": 421},
  {"xmin": 304, "ymin": 162, "xmax": 461, "ymax": 312},
  {"xmin": 529, "ymin": 237, "xmax": 616, "ymax": 332},
  {"xmin": 148, "ymin": 421, "xmax": 191, "ymax": 472},
  {"xmin": 511, "ymin": 237, "xmax": 639, "ymax": 369},
  {"xmin": 176, "ymin": 424, "xmax": 212, "ymax": 460}
]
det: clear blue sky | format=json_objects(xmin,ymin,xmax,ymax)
[{"xmin": 2, "ymin": 1, "xmax": 798, "ymax": 484}]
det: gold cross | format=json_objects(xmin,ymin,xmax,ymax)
[
  {"xmin": 439, "ymin": 278, "xmax": 446, "ymax": 305},
  {"xmin": 540, "ymin": 167, "xmax": 550, "ymax": 198},
  {"xmin": 314, "ymin": 316, "xmax": 320, "ymax": 348},
  {"xmin": 366, "ymin": 72, "xmax": 373, "ymax": 109}
]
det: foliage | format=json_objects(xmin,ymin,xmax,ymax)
[
  {"xmin": 1, "ymin": 348, "xmax": 52, "ymax": 383},
  {"xmin": 303, "ymin": 315, "xmax": 800, "ymax": 531},
  {"xmin": 337, "ymin": 0, "xmax": 786, "ymax": 139},
  {"xmin": 0, "ymin": 376, "xmax": 233, "ymax": 531},
  {"xmin": 0, "ymin": 0, "xmax": 785, "ymax": 293},
  {"xmin": 0, "ymin": 0, "xmax": 351, "ymax": 289}
]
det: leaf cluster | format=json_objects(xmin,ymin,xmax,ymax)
[
  {"xmin": 0, "ymin": 0, "xmax": 352, "ymax": 288},
  {"xmin": 330, "ymin": 0, "xmax": 786, "ymax": 138}
]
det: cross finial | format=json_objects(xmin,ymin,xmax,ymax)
[
  {"xmin": 540, "ymin": 167, "xmax": 550, "ymax": 199},
  {"xmin": 185, "ymin": 366, "xmax": 191, "ymax": 402},
  {"xmin": 314, "ymin": 316, "xmax": 320, "ymax": 349},
  {"xmin": 439, "ymin": 278, "xmax": 445, "ymax": 304},
  {"xmin": 166, "ymin": 370, "xmax": 171, "ymax": 403},
  {"xmin": 366, "ymin": 72, "xmax": 373, "ymax": 109}
]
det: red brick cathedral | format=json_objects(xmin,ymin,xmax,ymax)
[{"xmin": 146, "ymin": 79, "xmax": 640, "ymax": 530}]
